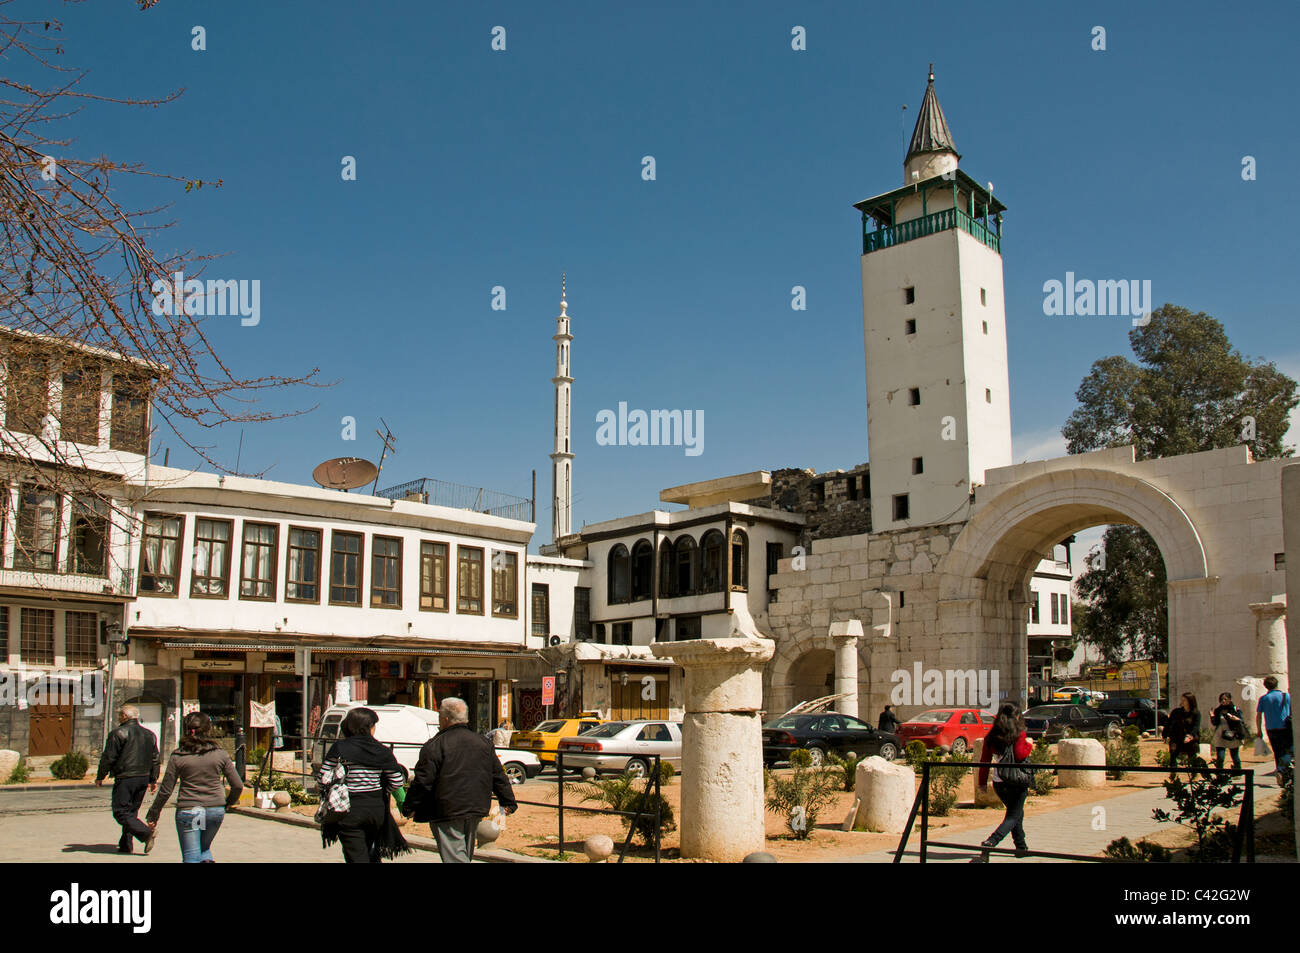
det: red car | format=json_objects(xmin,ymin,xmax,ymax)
[{"xmin": 896, "ymin": 708, "xmax": 994, "ymax": 755}]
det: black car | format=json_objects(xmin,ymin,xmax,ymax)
[
  {"xmin": 1094, "ymin": 696, "xmax": 1168, "ymax": 731},
  {"xmin": 1023, "ymin": 704, "xmax": 1123, "ymax": 740},
  {"xmin": 762, "ymin": 712, "xmax": 902, "ymax": 766}
]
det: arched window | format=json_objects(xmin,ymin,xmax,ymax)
[
  {"xmin": 674, "ymin": 536, "xmax": 698, "ymax": 597},
  {"xmin": 700, "ymin": 530, "xmax": 725, "ymax": 593},
  {"xmin": 731, "ymin": 529, "xmax": 748, "ymax": 590},
  {"xmin": 608, "ymin": 544, "xmax": 630, "ymax": 604},
  {"xmin": 659, "ymin": 539, "xmax": 675, "ymax": 598},
  {"xmin": 630, "ymin": 539, "xmax": 653, "ymax": 601}
]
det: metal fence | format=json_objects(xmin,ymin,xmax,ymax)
[
  {"xmin": 375, "ymin": 478, "xmax": 534, "ymax": 523},
  {"xmin": 893, "ymin": 760, "xmax": 1257, "ymax": 864},
  {"xmin": 248, "ymin": 735, "xmax": 665, "ymax": 863}
]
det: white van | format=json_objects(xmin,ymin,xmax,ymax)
[{"xmin": 312, "ymin": 702, "xmax": 541, "ymax": 785}]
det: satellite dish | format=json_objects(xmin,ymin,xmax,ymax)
[{"xmin": 312, "ymin": 457, "xmax": 379, "ymax": 491}]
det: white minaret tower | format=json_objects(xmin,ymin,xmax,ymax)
[
  {"xmin": 550, "ymin": 275, "xmax": 574, "ymax": 542},
  {"xmin": 856, "ymin": 66, "xmax": 1012, "ymax": 531}
]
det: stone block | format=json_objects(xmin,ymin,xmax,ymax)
[
  {"xmin": 853, "ymin": 756, "xmax": 915, "ymax": 833},
  {"xmin": 1056, "ymin": 738, "xmax": 1106, "ymax": 789},
  {"xmin": 868, "ymin": 540, "xmax": 892, "ymax": 559},
  {"xmin": 0, "ymin": 750, "xmax": 19, "ymax": 780},
  {"xmin": 894, "ymin": 542, "xmax": 915, "ymax": 560}
]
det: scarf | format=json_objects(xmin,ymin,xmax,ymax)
[{"xmin": 319, "ymin": 734, "xmax": 411, "ymax": 861}]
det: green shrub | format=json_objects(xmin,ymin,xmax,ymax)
[
  {"xmin": 903, "ymin": 740, "xmax": 928, "ymax": 770},
  {"xmin": 50, "ymin": 752, "xmax": 89, "ymax": 780},
  {"xmin": 789, "ymin": 748, "xmax": 813, "ymax": 769},
  {"xmin": 657, "ymin": 760, "xmax": 675, "ymax": 784},
  {"xmin": 1105, "ymin": 733, "xmax": 1141, "ymax": 780},
  {"xmin": 906, "ymin": 746, "xmax": 969, "ymax": 816},
  {"xmin": 6, "ymin": 758, "xmax": 32, "ymax": 784},
  {"xmin": 250, "ymin": 746, "xmax": 268, "ymax": 767},
  {"xmin": 764, "ymin": 758, "xmax": 840, "ymax": 839},
  {"xmin": 258, "ymin": 774, "xmax": 317, "ymax": 805},
  {"xmin": 1151, "ymin": 757, "xmax": 1243, "ymax": 862},
  {"xmin": 826, "ymin": 750, "xmax": 862, "ymax": 792},
  {"xmin": 1103, "ymin": 836, "xmax": 1172, "ymax": 863},
  {"xmin": 1028, "ymin": 737, "xmax": 1056, "ymax": 795},
  {"xmin": 1155, "ymin": 748, "xmax": 1170, "ymax": 768},
  {"xmin": 580, "ymin": 773, "xmax": 675, "ymax": 846},
  {"xmin": 1121, "ymin": 726, "xmax": 1141, "ymax": 745}
]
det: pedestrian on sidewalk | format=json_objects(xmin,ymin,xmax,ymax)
[
  {"xmin": 1162, "ymin": 693, "xmax": 1201, "ymax": 778},
  {"xmin": 877, "ymin": 705, "xmax": 900, "ymax": 734},
  {"xmin": 975, "ymin": 703, "xmax": 1033, "ymax": 862},
  {"xmin": 318, "ymin": 707, "xmax": 410, "ymax": 863},
  {"xmin": 404, "ymin": 697, "xmax": 517, "ymax": 863},
  {"xmin": 1254, "ymin": 677, "xmax": 1293, "ymax": 774},
  {"xmin": 95, "ymin": 704, "xmax": 159, "ymax": 855},
  {"xmin": 144, "ymin": 712, "xmax": 243, "ymax": 862},
  {"xmin": 1209, "ymin": 692, "xmax": 1245, "ymax": 773}
]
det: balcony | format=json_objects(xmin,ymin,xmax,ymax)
[
  {"xmin": 0, "ymin": 566, "xmax": 133, "ymax": 597},
  {"xmin": 863, "ymin": 207, "xmax": 1001, "ymax": 256}
]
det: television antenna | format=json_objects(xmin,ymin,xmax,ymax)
[{"xmin": 372, "ymin": 418, "xmax": 397, "ymax": 494}]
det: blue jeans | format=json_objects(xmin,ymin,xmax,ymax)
[{"xmin": 175, "ymin": 806, "xmax": 225, "ymax": 863}]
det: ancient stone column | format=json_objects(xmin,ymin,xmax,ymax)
[
  {"xmin": 829, "ymin": 620, "xmax": 863, "ymax": 718},
  {"xmin": 650, "ymin": 637, "xmax": 774, "ymax": 862},
  {"xmin": 1249, "ymin": 601, "xmax": 1288, "ymax": 691}
]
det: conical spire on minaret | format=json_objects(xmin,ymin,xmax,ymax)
[{"xmin": 904, "ymin": 64, "xmax": 960, "ymax": 183}]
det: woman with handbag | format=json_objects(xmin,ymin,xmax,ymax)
[
  {"xmin": 975, "ymin": 703, "xmax": 1034, "ymax": 862},
  {"xmin": 317, "ymin": 707, "xmax": 410, "ymax": 863},
  {"xmin": 1210, "ymin": 691, "xmax": 1244, "ymax": 773},
  {"xmin": 1162, "ymin": 692, "xmax": 1202, "ymax": 778}
]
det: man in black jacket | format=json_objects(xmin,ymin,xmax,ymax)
[
  {"xmin": 95, "ymin": 705, "xmax": 160, "ymax": 854},
  {"xmin": 404, "ymin": 697, "xmax": 517, "ymax": 863}
]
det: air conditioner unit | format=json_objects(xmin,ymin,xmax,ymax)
[
  {"xmin": 416, "ymin": 657, "xmax": 437, "ymax": 675},
  {"xmin": 548, "ymin": 635, "xmax": 562, "ymax": 647}
]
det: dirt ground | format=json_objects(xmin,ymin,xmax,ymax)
[{"xmin": 287, "ymin": 739, "xmax": 1283, "ymax": 863}]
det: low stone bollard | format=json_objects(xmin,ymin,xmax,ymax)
[
  {"xmin": 271, "ymin": 791, "xmax": 292, "ymax": 812},
  {"xmin": 853, "ymin": 756, "xmax": 915, "ymax": 833},
  {"xmin": 1057, "ymin": 738, "xmax": 1106, "ymax": 789},
  {"xmin": 584, "ymin": 834, "xmax": 614, "ymax": 862},
  {"xmin": 0, "ymin": 749, "xmax": 20, "ymax": 781},
  {"xmin": 970, "ymin": 740, "xmax": 1002, "ymax": 807}
]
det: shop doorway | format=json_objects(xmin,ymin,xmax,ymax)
[{"xmin": 29, "ymin": 700, "xmax": 73, "ymax": 756}]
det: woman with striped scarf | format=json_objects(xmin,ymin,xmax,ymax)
[{"xmin": 318, "ymin": 707, "xmax": 410, "ymax": 862}]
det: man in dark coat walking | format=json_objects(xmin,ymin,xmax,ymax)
[
  {"xmin": 95, "ymin": 705, "xmax": 160, "ymax": 854},
  {"xmin": 404, "ymin": 697, "xmax": 517, "ymax": 863}
]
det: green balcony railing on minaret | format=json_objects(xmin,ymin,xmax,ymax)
[{"xmin": 863, "ymin": 207, "xmax": 1001, "ymax": 255}]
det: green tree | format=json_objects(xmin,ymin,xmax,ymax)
[{"xmin": 1064, "ymin": 305, "xmax": 1297, "ymax": 661}]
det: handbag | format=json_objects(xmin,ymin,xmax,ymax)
[
  {"xmin": 314, "ymin": 759, "xmax": 351, "ymax": 825},
  {"xmin": 992, "ymin": 744, "xmax": 1034, "ymax": 788}
]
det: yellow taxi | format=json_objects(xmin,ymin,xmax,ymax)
[{"xmin": 512, "ymin": 713, "xmax": 604, "ymax": 766}]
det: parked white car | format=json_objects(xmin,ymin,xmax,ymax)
[
  {"xmin": 312, "ymin": 702, "xmax": 542, "ymax": 784},
  {"xmin": 555, "ymin": 720, "xmax": 683, "ymax": 777}
]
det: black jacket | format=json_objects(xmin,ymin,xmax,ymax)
[
  {"xmin": 404, "ymin": 723, "xmax": 517, "ymax": 823},
  {"xmin": 878, "ymin": 711, "xmax": 900, "ymax": 733},
  {"xmin": 96, "ymin": 719, "xmax": 160, "ymax": 782}
]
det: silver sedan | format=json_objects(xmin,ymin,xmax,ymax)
[{"xmin": 555, "ymin": 721, "xmax": 682, "ymax": 778}]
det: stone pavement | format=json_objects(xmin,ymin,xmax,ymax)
[{"xmin": 827, "ymin": 773, "xmax": 1285, "ymax": 864}]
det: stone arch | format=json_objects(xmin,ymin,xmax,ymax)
[
  {"xmin": 935, "ymin": 466, "xmax": 1211, "ymax": 704},
  {"xmin": 767, "ymin": 627, "xmax": 871, "ymax": 715}
]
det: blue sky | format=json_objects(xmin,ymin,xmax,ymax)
[{"xmin": 32, "ymin": 0, "xmax": 1300, "ymax": 544}]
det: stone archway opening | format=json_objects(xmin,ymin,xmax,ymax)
[{"xmin": 787, "ymin": 648, "xmax": 835, "ymax": 709}]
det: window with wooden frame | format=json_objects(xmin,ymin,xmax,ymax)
[
  {"xmin": 329, "ymin": 531, "xmax": 363, "ymax": 606},
  {"xmin": 491, "ymin": 550, "xmax": 518, "ymax": 618},
  {"xmin": 730, "ymin": 529, "xmax": 748, "ymax": 590},
  {"xmin": 65, "ymin": 610, "xmax": 99, "ymax": 667},
  {"xmin": 611, "ymin": 621, "xmax": 633, "ymax": 645},
  {"xmin": 675, "ymin": 615, "xmax": 702, "ymax": 641},
  {"xmin": 239, "ymin": 521, "xmax": 278, "ymax": 601},
  {"xmin": 20, "ymin": 607, "xmax": 54, "ymax": 665},
  {"xmin": 531, "ymin": 583, "xmax": 550, "ymax": 637},
  {"xmin": 699, "ymin": 530, "xmax": 724, "ymax": 593},
  {"xmin": 191, "ymin": 518, "xmax": 233, "ymax": 597},
  {"xmin": 630, "ymin": 539, "xmax": 653, "ymax": 601},
  {"xmin": 574, "ymin": 587, "xmax": 591, "ymax": 641},
  {"xmin": 456, "ymin": 545, "xmax": 484, "ymax": 614},
  {"xmin": 138, "ymin": 513, "xmax": 183, "ymax": 594},
  {"xmin": 60, "ymin": 363, "xmax": 101, "ymax": 445},
  {"xmin": 607, "ymin": 544, "xmax": 630, "ymax": 604},
  {"xmin": 674, "ymin": 535, "xmax": 698, "ymax": 596},
  {"xmin": 6, "ymin": 352, "xmax": 49, "ymax": 436},
  {"xmin": 109, "ymin": 374, "xmax": 149, "ymax": 454},
  {"xmin": 69, "ymin": 495, "xmax": 109, "ymax": 576},
  {"xmin": 419, "ymin": 541, "xmax": 448, "ymax": 611},
  {"xmin": 370, "ymin": 535, "xmax": 402, "ymax": 608},
  {"xmin": 285, "ymin": 527, "xmax": 322, "ymax": 603},
  {"xmin": 14, "ymin": 484, "xmax": 60, "ymax": 571}
]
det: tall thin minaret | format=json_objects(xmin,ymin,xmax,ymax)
[{"xmin": 550, "ymin": 275, "xmax": 574, "ymax": 542}]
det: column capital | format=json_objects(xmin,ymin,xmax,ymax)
[
  {"xmin": 829, "ymin": 619, "xmax": 863, "ymax": 645},
  {"xmin": 651, "ymin": 638, "xmax": 773, "ymax": 711},
  {"xmin": 1248, "ymin": 601, "xmax": 1286, "ymax": 620}
]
